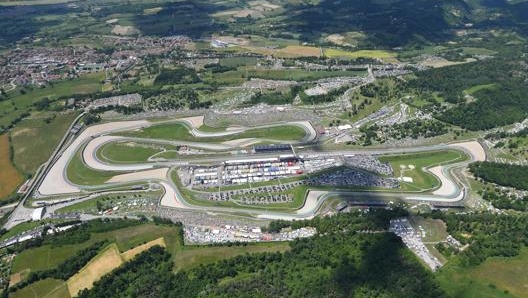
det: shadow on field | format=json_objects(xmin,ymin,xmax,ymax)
[
  {"xmin": 285, "ymin": 0, "xmax": 454, "ymax": 47},
  {"xmin": 131, "ymin": 0, "xmax": 227, "ymax": 37},
  {"xmin": 0, "ymin": 4, "xmax": 69, "ymax": 45}
]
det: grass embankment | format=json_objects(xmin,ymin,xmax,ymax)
[
  {"xmin": 379, "ymin": 150, "xmax": 466, "ymax": 191},
  {"xmin": 55, "ymin": 190, "xmax": 161, "ymax": 214},
  {"xmin": 11, "ymin": 112, "xmax": 79, "ymax": 174},
  {"xmin": 0, "ymin": 221, "xmax": 44, "ymax": 242},
  {"xmin": 11, "ymin": 222, "xmax": 290, "ymax": 297},
  {"xmin": 436, "ymin": 247, "xmax": 528, "ymax": 298},
  {"xmin": 120, "ymin": 122, "xmax": 307, "ymax": 142},
  {"xmin": 175, "ymin": 242, "xmax": 290, "ymax": 272},
  {"xmin": 0, "ymin": 133, "xmax": 24, "ymax": 200}
]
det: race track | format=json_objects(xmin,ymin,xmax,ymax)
[{"xmin": 36, "ymin": 116, "xmax": 485, "ymax": 220}]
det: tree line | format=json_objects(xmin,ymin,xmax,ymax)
[{"xmin": 470, "ymin": 161, "xmax": 528, "ymax": 191}]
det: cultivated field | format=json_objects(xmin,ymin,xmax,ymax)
[
  {"xmin": 11, "ymin": 112, "xmax": 79, "ymax": 174},
  {"xmin": 66, "ymin": 243, "xmax": 124, "ymax": 297},
  {"xmin": 238, "ymin": 45, "xmax": 321, "ymax": 58},
  {"xmin": 436, "ymin": 248, "xmax": 528, "ymax": 298},
  {"xmin": 0, "ymin": 73, "xmax": 102, "ymax": 130},
  {"xmin": 324, "ymin": 49, "xmax": 398, "ymax": 63},
  {"xmin": 10, "ymin": 278, "xmax": 69, "ymax": 298},
  {"xmin": 121, "ymin": 237, "xmax": 166, "ymax": 261},
  {"xmin": 0, "ymin": 133, "xmax": 23, "ymax": 200}
]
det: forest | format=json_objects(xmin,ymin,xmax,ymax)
[
  {"xmin": 78, "ymin": 209, "xmax": 447, "ymax": 298},
  {"xmin": 408, "ymin": 59, "xmax": 528, "ymax": 130},
  {"xmin": 469, "ymin": 161, "xmax": 528, "ymax": 191}
]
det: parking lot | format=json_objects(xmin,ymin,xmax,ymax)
[
  {"xmin": 389, "ymin": 218, "xmax": 443, "ymax": 271},
  {"xmin": 184, "ymin": 225, "xmax": 317, "ymax": 244}
]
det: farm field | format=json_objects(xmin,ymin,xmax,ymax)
[
  {"xmin": 0, "ymin": 73, "xmax": 102, "ymax": 129},
  {"xmin": 436, "ymin": 247, "xmax": 528, "ymax": 298},
  {"xmin": 324, "ymin": 48, "xmax": 398, "ymax": 63},
  {"xmin": 11, "ymin": 112, "xmax": 79, "ymax": 174},
  {"xmin": 121, "ymin": 237, "xmax": 166, "ymax": 261},
  {"xmin": 379, "ymin": 150, "xmax": 466, "ymax": 191},
  {"xmin": 10, "ymin": 278, "xmax": 69, "ymax": 298},
  {"xmin": 66, "ymin": 243, "xmax": 124, "ymax": 296},
  {"xmin": 237, "ymin": 45, "xmax": 321, "ymax": 58},
  {"xmin": 0, "ymin": 133, "xmax": 23, "ymax": 200}
]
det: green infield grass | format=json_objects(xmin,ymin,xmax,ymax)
[
  {"xmin": 97, "ymin": 141, "xmax": 179, "ymax": 164},
  {"xmin": 120, "ymin": 122, "xmax": 307, "ymax": 142},
  {"xmin": 66, "ymin": 148, "xmax": 120, "ymax": 185},
  {"xmin": 379, "ymin": 150, "xmax": 467, "ymax": 191}
]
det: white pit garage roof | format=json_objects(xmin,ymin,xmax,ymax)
[{"xmin": 32, "ymin": 207, "xmax": 45, "ymax": 221}]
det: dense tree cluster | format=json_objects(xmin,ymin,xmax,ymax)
[
  {"xmin": 144, "ymin": 87, "xmax": 212, "ymax": 110},
  {"xmin": 248, "ymin": 90, "xmax": 295, "ymax": 105},
  {"xmin": 469, "ymin": 162, "xmax": 528, "ymax": 191},
  {"xmin": 384, "ymin": 119, "xmax": 448, "ymax": 139},
  {"xmin": 154, "ymin": 67, "xmax": 200, "ymax": 85},
  {"xmin": 204, "ymin": 63, "xmax": 237, "ymax": 74},
  {"xmin": 408, "ymin": 59, "xmax": 528, "ymax": 130},
  {"xmin": 359, "ymin": 81, "xmax": 400, "ymax": 103},
  {"xmin": 438, "ymin": 81, "xmax": 528, "ymax": 130}
]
